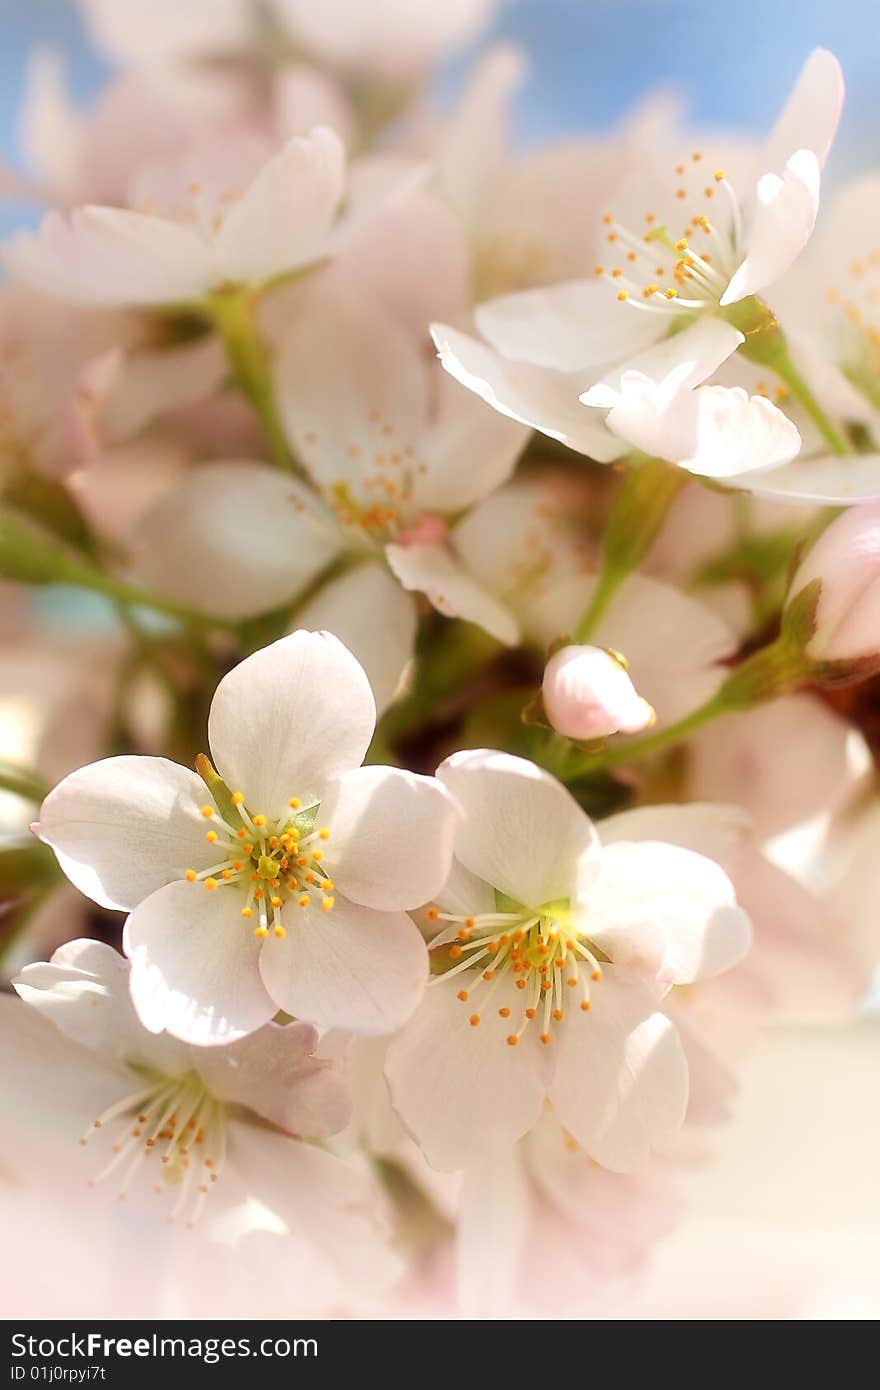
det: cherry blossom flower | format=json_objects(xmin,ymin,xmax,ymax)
[
  {"xmin": 590, "ymin": 49, "xmax": 842, "ymax": 328},
  {"xmin": 274, "ymin": 270, "xmax": 529, "ymax": 644},
  {"xmin": 114, "ymin": 188, "xmax": 525, "ymax": 647},
  {"xmin": 460, "ymin": 48, "xmax": 841, "ymax": 380},
  {"xmin": 4, "ymin": 939, "xmax": 400, "ymax": 1299},
  {"xmin": 2, "ymin": 126, "xmax": 346, "ymax": 308},
  {"xmin": 598, "ymin": 802, "xmax": 862, "ymax": 1059},
  {"xmin": 127, "ymin": 460, "xmax": 416, "ymax": 708},
  {"xmin": 386, "ymin": 750, "xmax": 751, "ymax": 1171},
  {"xmin": 756, "ymin": 175, "xmax": 880, "ymax": 417},
  {"xmin": 435, "ymin": 47, "xmax": 683, "ymax": 300},
  {"xmin": 454, "ymin": 1110, "xmax": 681, "ymax": 1316},
  {"xmin": 10, "ymin": 48, "xmax": 262, "ymax": 209},
  {"xmin": 430, "ymin": 53, "xmax": 880, "ymax": 503},
  {"xmin": 579, "ymin": 325, "xmax": 803, "ymax": 479},
  {"xmin": 125, "ymin": 460, "xmax": 340, "ymax": 623},
  {"xmin": 33, "ymin": 631, "xmax": 461, "ymax": 1042},
  {"xmin": 434, "ymin": 313, "xmax": 811, "ymax": 487}
]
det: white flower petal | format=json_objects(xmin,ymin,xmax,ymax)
[
  {"xmin": 414, "ymin": 368, "xmax": 528, "ymax": 514},
  {"xmin": 192, "ymin": 1020, "xmax": 351, "ymax": 1138},
  {"xmin": 124, "ymin": 880, "xmax": 277, "ymax": 1045},
  {"xmin": 329, "ymin": 153, "xmax": 432, "ymax": 254},
  {"xmin": 275, "ymin": 278, "xmax": 427, "ymax": 503},
  {"xmin": 34, "ymin": 756, "xmax": 215, "ymax": 912},
  {"xmin": 79, "ymin": 0, "xmax": 253, "ymax": 63},
  {"xmin": 208, "ymin": 630, "xmax": 375, "ymax": 818},
  {"xmin": 549, "ymin": 969, "xmax": 688, "ymax": 1170},
  {"xmin": 13, "ymin": 939, "xmax": 188, "ymax": 1075},
  {"xmin": 20, "ymin": 49, "xmax": 83, "ymax": 201},
  {"xmin": 319, "ymin": 765, "xmax": 461, "ymax": 911},
  {"xmin": 582, "ymin": 316, "xmax": 744, "ymax": 407},
  {"xmin": 742, "ymin": 453, "xmax": 880, "ymax": 504},
  {"xmin": 433, "ymin": 857, "xmax": 497, "ymax": 920},
  {"xmin": 99, "ymin": 336, "xmax": 227, "ymax": 444},
  {"xmin": 386, "ymin": 541, "xmax": 520, "ymax": 645},
  {"xmin": 332, "ymin": 183, "xmax": 469, "ymax": 333},
  {"xmin": 687, "ymin": 695, "xmax": 856, "ymax": 838},
  {"xmin": 475, "ymin": 279, "xmax": 662, "ymax": 372},
  {"xmin": 758, "ymin": 48, "xmax": 844, "ymax": 177},
  {"xmin": 432, "ymin": 323, "xmax": 626, "ymax": 461},
  {"xmin": 385, "ymin": 973, "xmax": 546, "ymax": 1170},
  {"xmin": 457, "ymin": 1145, "xmax": 530, "ymax": 1316},
  {"xmin": 260, "ymin": 895, "xmax": 428, "ymax": 1034},
  {"xmin": 598, "ymin": 802, "xmax": 751, "ymax": 865},
  {"xmin": 722, "ymin": 150, "xmax": 821, "ymax": 306},
  {"xmin": 226, "ymin": 1120, "xmax": 401, "ymax": 1294},
  {"xmin": 437, "ymin": 749, "xmax": 599, "ymax": 908},
  {"xmin": 129, "ymin": 461, "xmax": 339, "ymax": 621},
  {"xmin": 273, "ymin": 0, "xmax": 495, "ymax": 78},
  {"xmin": 600, "ymin": 374, "xmax": 801, "ymax": 479},
  {"xmin": 588, "ymin": 572, "xmax": 736, "ymax": 728},
  {"xmin": 3, "ymin": 206, "xmax": 216, "ymax": 307},
  {"xmin": 0, "ymin": 993, "xmax": 134, "ymax": 1135},
  {"xmin": 439, "ymin": 44, "xmax": 527, "ymax": 227},
  {"xmin": 588, "ymin": 841, "xmax": 751, "ymax": 985},
  {"xmin": 215, "ymin": 127, "xmax": 345, "ymax": 284},
  {"xmin": 295, "ymin": 561, "xmax": 416, "ymax": 715},
  {"xmin": 686, "ymin": 386, "xmax": 802, "ymax": 478}
]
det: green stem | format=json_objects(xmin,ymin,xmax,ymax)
[
  {"xmin": 575, "ymin": 459, "xmax": 688, "ymax": 642},
  {"xmin": 572, "ymin": 633, "xmax": 811, "ymax": 777},
  {"xmin": 772, "ymin": 352, "xmax": 851, "ymax": 457},
  {"xmin": 574, "ymin": 691, "xmax": 729, "ymax": 775},
  {"xmin": 575, "ymin": 564, "xmax": 626, "ymax": 645},
  {"xmin": 0, "ymin": 507, "xmax": 242, "ymax": 633},
  {"xmin": 209, "ymin": 287, "xmax": 297, "ymax": 475},
  {"xmin": 89, "ymin": 572, "xmax": 240, "ymax": 633},
  {"xmin": 0, "ymin": 762, "xmax": 49, "ymax": 802}
]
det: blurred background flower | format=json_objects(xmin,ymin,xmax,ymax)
[
  {"xmin": 2, "ymin": 0, "xmax": 880, "ymax": 1321},
  {"xmin": 3, "ymin": 0, "xmax": 880, "ymax": 242}
]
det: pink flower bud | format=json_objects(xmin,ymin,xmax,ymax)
[
  {"xmin": 789, "ymin": 502, "xmax": 880, "ymax": 660},
  {"xmin": 542, "ymin": 645, "xmax": 654, "ymax": 741}
]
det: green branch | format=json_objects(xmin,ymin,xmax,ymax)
[
  {"xmin": 209, "ymin": 287, "xmax": 298, "ymax": 476},
  {"xmin": 575, "ymin": 458, "xmax": 688, "ymax": 642}
]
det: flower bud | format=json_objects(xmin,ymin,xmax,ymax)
[
  {"xmin": 542, "ymin": 644, "xmax": 654, "ymax": 741},
  {"xmin": 788, "ymin": 502, "xmax": 880, "ymax": 661}
]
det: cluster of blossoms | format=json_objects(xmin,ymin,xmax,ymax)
[{"xmin": 0, "ymin": 0, "xmax": 878, "ymax": 1321}]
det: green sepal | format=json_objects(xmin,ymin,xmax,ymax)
[
  {"xmin": 780, "ymin": 578, "xmax": 822, "ymax": 649},
  {"xmin": 194, "ymin": 754, "xmax": 240, "ymax": 825},
  {"xmin": 521, "ymin": 691, "xmax": 550, "ymax": 729}
]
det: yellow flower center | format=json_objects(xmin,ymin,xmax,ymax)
[
  {"xmin": 428, "ymin": 899, "xmax": 606, "ymax": 1047},
  {"xmin": 79, "ymin": 1071, "xmax": 225, "ymax": 1227},
  {"xmin": 597, "ymin": 152, "xmax": 743, "ymax": 314},
  {"xmin": 186, "ymin": 794, "xmax": 334, "ymax": 939}
]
